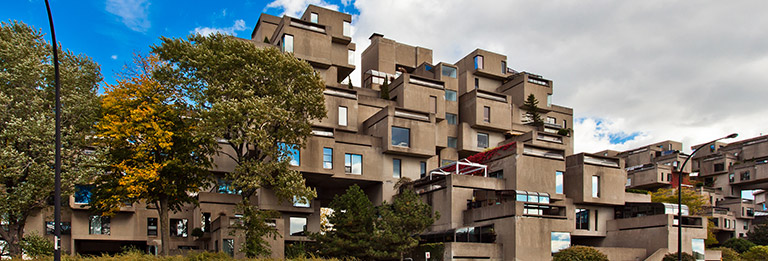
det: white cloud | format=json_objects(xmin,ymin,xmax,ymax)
[
  {"xmin": 110, "ymin": 55, "xmax": 118, "ymax": 60},
  {"xmin": 265, "ymin": 0, "xmax": 339, "ymax": 17},
  {"xmin": 106, "ymin": 0, "xmax": 151, "ymax": 32},
  {"xmin": 349, "ymin": 0, "xmax": 768, "ymax": 153},
  {"xmin": 191, "ymin": 19, "xmax": 247, "ymax": 37}
]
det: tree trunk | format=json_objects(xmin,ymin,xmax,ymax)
[
  {"xmin": 0, "ymin": 223, "xmax": 23, "ymax": 257},
  {"xmin": 157, "ymin": 198, "xmax": 171, "ymax": 256}
]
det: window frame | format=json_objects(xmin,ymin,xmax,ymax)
[
  {"xmin": 592, "ymin": 175, "xmax": 600, "ymax": 198},
  {"xmin": 289, "ymin": 217, "xmax": 307, "ymax": 236},
  {"xmin": 555, "ymin": 171, "xmax": 564, "ymax": 194},
  {"xmin": 310, "ymin": 12, "xmax": 318, "ymax": 23},
  {"xmin": 446, "ymin": 113, "xmax": 458, "ymax": 125},
  {"xmin": 170, "ymin": 218, "xmax": 188, "ymax": 238},
  {"xmin": 477, "ymin": 132, "xmax": 489, "ymax": 149},
  {"xmin": 474, "ymin": 55, "xmax": 484, "ymax": 70},
  {"xmin": 345, "ymin": 153, "xmax": 363, "ymax": 175},
  {"xmin": 89, "ymin": 215, "xmax": 111, "ymax": 235},
  {"xmin": 391, "ymin": 126, "xmax": 411, "ymax": 147},
  {"xmin": 338, "ymin": 106, "xmax": 348, "ymax": 126},
  {"xmin": 483, "ymin": 106, "xmax": 491, "ymax": 123},
  {"xmin": 393, "ymin": 158, "xmax": 402, "ymax": 178},
  {"xmin": 282, "ymin": 34, "xmax": 294, "ymax": 53},
  {"xmin": 342, "ymin": 21, "xmax": 351, "ymax": 37},
  {"xmin": 445, "ymin": 89, "xmax": 457, "ymax": 101},
  {"xmin": 323, "ymin": 147, "xmax": 333, "ymax": 169}
]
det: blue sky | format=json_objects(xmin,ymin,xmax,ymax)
[{"xmin": 1, "ymin": 0, "xmax": 358, "ymax": 87}]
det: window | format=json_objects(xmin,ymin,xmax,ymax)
[
  {"xmin": 338, "ymin": 106, "xmax": 348, "ymax": 126},
  {"xmin": 501, "ymin": 61, "xmax": 506, "ymax": 74},
  {"xmin": 547, "ymin": 94, "xmax": 552, "ymax": 107},
  {"xmin": 626, "ymin": 178, "xmax": 632, "ymax": 187},
  {"xmin": 667, "ymin": 173, "xmax": 672, "ymax": 182},
  {"xmin": 348, "ymin": 49, "xmax": 354, "ymax": 65},
  {"xmin": 310, "ymin": 12, "xmax": 318, "ymax": 23},
  {"xmin": 714, "ymin": 163, "xmax": 725, "ymax": 172},
  {"xmin": 323, "ymin": 147, "xmax": 333, "ymax": 169},
  {"xmin": 345, "ymin": 153, "xmax": 362, "ymax": 174},
  {"xmin": 89, "ymin": 216, "xmax": 110, "ymax": 235},
  {"xmin": 217, "ymin": 179, "xmax": 239, "ymax": 195},
  {"xmin": 474, "ymin": 55, "xmax": 484, "ymax": 69},
  {"xmin": 45, "ymin": 221, "xmax": 71, "ymax": 235},
  {"xmin": 551, "ymin": 232, "xmax": 571, "ymax": 254},
  {"xmin": 546, "ymin": 116, "xmax": 556, "ymax": 124},
  {"xmin": 290, "ymin": 217, "xmax": 307, "ymax": 236},
  {"xmin": 441, "ymin": 66, "xmax": 457, "ymax": 78},
  {"xmin": 563, "ymin": 119, "xmax": 567, "ymax": 128},
  {"xmin": 483, "ymin": 106, "xmax": 491, "ymax": 123},
  {"xmin": 592, "ymin": 176, "xmax": 600, "ymax": 198},
  {"xmin": 420, "ymin": 161, "xmax": 427, "ymax": 178},
  {"xmin": 293, "ymin": 196, "xmax": 310, "ymax": 208},
  {"xmin": 516, "ymin": 191, "xmax": 528, "ymax": 201},
  {"xmin": 391, "ymin": 126, "xmax": 410, "ymax": 147},
  {"xmin": 576, "ymin": 209, "xmax": 589, "ymax": 230},
  {"xmin": 692, "ymin": 238, "xmax": 705, "ymax": 261},
  {"xmin": 489, "ymin": 170, "xmax": 503, "ymax": 179},
  {"xmin": 343, "ymin": 21, "xmax": 351, "ymax": 37},
  {"xmin": 223, "ymin": 239, "xmax": 235, "ymax": 257},
  {"xmin": 555, "ymin": 171, "xmax": 564, "ymax": 194},
  {"xmin": 729, "ymin": 173, "xmax": 735, "ymax": 183},
  {"xmin": 202, "ymin": 213, "xmax": 211, "ymax": 232},
  {"xmin": 147, "ymin": 218, "xmax": 158, "ymax": 236},
  {"xmin": 282, "ymin": 34, "xmax": 293, "ymax": 53},
  {"xmin": 447, "ymin": 137, "xmax": 457, "ymax": 148},
  {"xmin": 477, "ymin": 132, "xmax": 489, "ymax": 148},
  {"xmin": 430, "ymin": 96, "xmax": 437, "ymax": 113},
  {"xmin": 445, "ymin": 89, "xmax": 457, "ymax": 101},
  {"xmin": 594, "ymin": 210, "xmax": 599, "ymax": 231},
  {"xmin": 170, "ymin": 218, "xmax": 188, "ymax": 237},
  {"xmin": 474, "ymin": 78, "xmax": 479, "ymax": 89},
  {"xmin": 527, "ymin": 192, "xmax": 539, "ymax": 203},
  {"xmin": 393, "ymin": 159, "xmax": 402, "ymax": 178},
  {"xmin": 446, "ymin": 113, "xmax": 458, "ymax": 125},
  {"xmin": 741, "ymin": 171, "xmax": 751, "ymax": 181},
  {"xmin": 74, "ymin": 185, "xmax": 93, "ymax": 204},
  {"xmin": 744, "ymin": 220, "xmax": 750, "ymax": 229},
  {"xmin": 747, "ymin": 208, "xmax": 755, "ymax": 217},
  {"xmin": 278, "ymin": 142, "xmax": 300, "ymax": 166}
]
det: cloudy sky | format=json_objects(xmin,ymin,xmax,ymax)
[{"xmin": 4, "ymin": 0, "xmax": 767, "ymax": 154}]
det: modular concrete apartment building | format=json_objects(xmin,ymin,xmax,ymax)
[{"xmin": 20, "ymin": 5, "xmax": 724, "ymax": 260}]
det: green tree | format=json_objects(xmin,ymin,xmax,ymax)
[
  {"xmin": 522, "ymin": 94, "xmax": 543, "ymax": 126},
  {"xmin": 310, "ymin": 184, "xmax": 375, "ymax": 259},
  {"xmin": 722, "ymin": 238, "xmax": 756, "ymax": 254},
  {"xmin": 552, "ymin": 246, "xmax": 609, "ymax": 261},
  {"xmin": 0, "ymin": 21, "xmax": 101, "ymax": 256},
  {"xmin": 89, "ymin": 54, "xmax": 215, "ymax": 256},
  {"xmin": 373, "ymin": 179, "xmax": 439, "ymax": 260},
  {"xmin": 747, "ymin": 223, "xmax": 768, "ymax": 245},
  {"xmin": 650, "ymin": 187, "xmax": 708, "ymax": 215},
  {"xmin": 20, "ymin": 232, "xmax": 53, "ymax": 259},
  {"xmin": 742, "ymin": 246, "xmax": 768, "ymax": 261},
  {"xmin": 706, "ymin": 220, "xmax": 719, "ymax": 246},
  {"xmin": 380, "ymin": 77, "xmax": 390, "ymax": 99},
  {"xmin": 712, "ymin": 247, "xmax": 742, "ymax": 261},
  {"xmin": 152, "ymin": 33, "xmax": 324, "ymax": 257},
  {"xmin": 662, "ymin": 252, "xmax": 695, "ymax": 261}
]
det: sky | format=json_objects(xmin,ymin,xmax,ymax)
[{"xmin": 4, "ymin": 0, "xmax": 768, "ymax": 159}]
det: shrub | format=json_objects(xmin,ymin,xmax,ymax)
[
  {"xmin": 722, "ymin": 237, "xmax": 756, "ymax": 253},
  {"xmin": 186, "ymin": 251, "xmax": 232, "ymax": 260},
  {"xmin": 21, "ymin": 232, "xmax": 53, "ymax": 258},
  {"xmin": 712, "ymin": 247, "xmax": 742, "ymax": 261},
  {"xmin": 662, "ymin": 252, "xmax": 695, "ymax": 261},
  {"xmin": 191, "ymin": 228, "xmax": 204, "ymax": 238},
  {"xmin": 552, "ymin": 246, "xmax": 608, "ymax": 261},
  {"xmin": 625, "ymin": 188, "xmax": 650, "ymax": 194},
  {"xmin": 747, "ymin": 223, "xmax": 768, "ymax": 245},
  {"xmin": 742, "ymin": 246, "xmax": 768, "ymax": 261}
]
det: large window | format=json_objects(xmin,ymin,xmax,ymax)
[
  {"xmin": 348, "ymin": 49, "xmax": 355, "ymax": 65},
  {"xmin": 551, "ymin": 232, "xmax": 571, "ymax": 254},
  {"xmin": 445, "ymin": 90, "xmax": 457, "ymax": 101},
  {"xmin": 147, "ymin": 218, "xmax": 158, "ymax": 236},
  {"xmin": 45, "ymin": 221, "xmax": 71, "ymax": 235},
  {"xmin": 592, "ymin": 175, "xmax": 600, "ymax": 198},
  {"xmin": 290, "ymin": 217, "xmax": 307, "ymax": 236},
  {"xmin": 345, "ymin": 153, "xmax": 362, "ymax": 174},
  {"xmin": 223, "ymin": 239, "xmax": 235, "ymax": 257},
  {"xmin": 393, "ymin": 159, "xmax": 402, "ymax": 178},
  {"xmin": 446, "ymin": 113, "xmax": 458, "ymax": 125},
  {"xmin": 89, "ymin": 216, "xmax": 110, "ymax": 235},
  {"xmin": 556, "ymin": 171, "xmax": 564, "ymax": 194},
  {"xmin": 278, "ymin": 142, "xmax": 300, "ymax": 166},
  {"xmin": 477, "ymin": 133, "xmax": 489, "ymax": 148},
  {"xmin": 74, "ymin": 185, "xmax": 93, "ymax": 204},
  {"xmin": 483, "ymin": 106, "xmax": 490, "ymax": 123},
  {"xmin": 343, "ymin": 21, "xmax": 351, "ymax": 37},
  {"xmin": 441, "ymin": 66, "xmax": 457, "ymax": 78},
  {"xmin": 692, "ymin": 238, "xmax": 705, "ymax": 261},
  {"xmin": 420, "ymin": 161, "xmax": 427, "ymax": 178},
  {"xmin": 310, "ymin": 12, "xmax": 318, "ymax": 23},
  {"xmin": 576, "ymin": 209, "xmax": 589, "ymax": 230},
  {"xmin": 282, "ymin": 34, "xmax": 293, "ymax": 53},
  {"xmin": 474, "ymin": 55, "xmax": 484, "ymax": 69},
  {"xmin": 323, "ymin": 147, "xmax": 333, "ymax": 169},
  {"xmin": 338, "ymin": 106, "xmax": 348, "ymax": 126},
  {"xmin": 447, "ymin": 137, "xmax": 457, "ymax": 148},
  {"xmin": 170, "ymin": 218, "xmax": 188, "ymax": 237},
  {"xmin": 392, "ymin": 127, "xmax": 410, "ymax": 147}
]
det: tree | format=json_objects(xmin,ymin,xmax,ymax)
[
  {"xmin": 152, "ymin": 33, "xmax": 324, "ymax": 257},
  {"xmin": 711, "ymin": 247, "xmax": 742, "ymax": 261},
  {"xmin": 20, "ymin": 232, "xmax": 54, "ymax": 259},
  {"xmin": 722, "ymin": 238, "xmax": 756, "ymax": 254},
  {"xmin": 310, "ymin": 184, "xmax": 376, "ymax": 259},
  {"xmin": 742, "ymin": 246, "xmax": 768, "ymax": 261},
  {"xmin": 89, "ymin": 54, "xmax": 215, "ymax": 255},
  {"xmin": 662, "ymin": 252, "xmax": 695, "ymax": 261},
  {"xmin": 373, "ymin": 179, "xmax": 439, "ymax": 260},
  {"xmin": 552, "ymin": 246, "xmax": 609, "ymax": 261},
  {"xmin": 747, "ymin": 223, "xmax": 768, "ymax": 245},
  {"xmin": 380, "ymin": 77, "xmax": 390, "ymax": 99},
  {"xmin": 0, "ymin": 21, "xmax": 101, "ymax": 256},
  {"xmin": 650, "ymin": 187, "xmax": 708, "ymax": 215},
  {"xmin": 522, "ymin": 94, "xmax": 543, "ymax": 126},
  {"xmin": 706, "ymin": 220, "xmax": 719, "ymax": 246}
]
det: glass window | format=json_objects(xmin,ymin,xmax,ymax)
[
  {"xmin": 75, "ymin": 185, "xmax": 93, "ymax": 204},
  {"xmin": 393, "ymin": 159, "xmax": 401, "ymax": 178},
  {"xmin": 45, "ymin": 221, "xmax": 71, "ymax": 235},
  {"xmin": 447, "ymin": 137, "xmax": 457, "ymax": 148},
  {"xmin": 345, "ymin": 153, "xmax": 362, "ymax": 174},
  {"xmin": 89, "ymin": 216, "xmax": 110, "ymax": 235},
  {"xmin": 293, "ymin": 196, "xmax": 310, "ymax": 208},
  {"xmin": 323, "ymin": 147, "xmax": 333, "ymax": 169},
  {"xmin": 547, "ymin": 94, "xmax": 552, "ymax": 107},
  {"xmin": 626, "ymin": 178, "xmax": 632, "ymax": 187},
  {"xmin": 489, "ymin": 170, "xmax": 503, "ymax": 179},
  {"xmin": 563, "ymin": 119, "xmax": 567, "ymax": 128},
  {"xmin": 556, "ymin": 171, "xmax": 564, "ymax": 194},
  {"xmin": 445, "ymin": 90, "xmax": 457, "ymax": 101},
  {"xmin": 290, "ymin": 217, "xmax": 307, "ymax": 236},
  {"xmin": 474, "ymin": 78, "xmax": 479, "ymax": 89},
  {"xmin": 338, "ymin": 106, "xmax": 348, "ymax": 126},
  {"xmin": 527, "ymin": 192, "xmax": 539, "ymax": 203},
  {"xmin": 540, "ymin": 193, "xmax": 550, "ymax": 204},
  {"xmin": 446, "ymin": 113, "xmax": 457, "ymax": 125},
  {"xmin": 223, "ymin": 239, "xmax": 235, "ymax": 257},
  {"xmin": 170, "ymin": 218, "xmax": 188, "ymax": 237},
  {"xmin": 392, "ymin": 127, "xmax": 410, "ymax": 147},
  {"xmin": 310, "ymin": 12, "xmax": 318, "ymax": 23},
  {"xmin": 692, "ymin": 238, "xmax": 705, "ymax": 261},
  {"xmin": 278, "ymin": 142, "xmax": 300, "ymax": 166},
  {"xmin": 477, "ymin": 133, "xmax": 489, "ymax": 148},
  {"xmin": 546, "ymin": 116, "xmax": 556, "ymax": 124},
  {"xmin": 501, "ymin": 61, "xmax": 506, "ymax": 74},
  {"xmin": 441, "ymin": 66, "xmax": 457, "ymax": 78},
  {"xmin": 551, "ymin": 232, "xmax": 571, "ymax": 254},
  {"xmin": 147, "ymin": 218, "xmax": 158, "ymax": 236},
  {"xmin": 483, "ymin": 106, "xmax": 490, "ymax": 123},
  {"xmin": 217, "ymin": 178, "xmax": 239, "ymax": 195},
  {"xmin": 516, "ymin": 191, "xmax": 528, "ymax": 201},
  {"xmin": 348, "ymin": 49, "xmax": 354, "ymax": 65},
  {"xmin": 594, "ymin": 210, "xmax": 599, "ymax": 231},
  {"xmin": 420, "ymin": 161, "xmax": 427, "ymax": 178},
  {"xmin": 343, "ymin": 21, "xmax": 351, "ymax": 37},
  {"xmin": 592, "ymin": 176, "xmax": 600, "ymax": 198},
  {"xmin": 729, "ymin": 173, "xmax": 735, "ymax": 183},
  {"xmin": 202, "ymin": 213, "xmax": 211, "ymax": 232},
  {"xmin": 576, "ymin": 209, "xmax": 589, "ymax": 230},
  {"xmin": 474, "ymin": 55, "xmax": 484, "ymax": 69},
  {"xmin": 282, "ymin": 34, "xmax": 293, "ymax": 53}
]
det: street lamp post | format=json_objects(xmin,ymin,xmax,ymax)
[
  {"xmin": 676, "ymin": 133, "xmax": 737, "ymax": 261},
  {"xmin": 43, "ymin": 1, "xmax": 62, "ymax": 260}
]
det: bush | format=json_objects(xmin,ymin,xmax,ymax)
[
  {"xmin": 712, "ymin": 247, "xmax": 742, "ymax": 261},
  {"xmin": 552, "ymin": 246, "xmax": 608, "ymax": 261},
  {"xmin": 747, "ymin": 223, "xmax": 768, "ymax": 245},
  {"xmin": 191, "ymin": 228, "xmax": 204, "ymax": 238},
  {"xmin": 625, "ymin": 188, "xmax": 650, "ymax": 194},
  {"xmin": 662, "ymin": 252, "xmax": 695, "ymax": 261},
  {"xmin": 723, "ymin": 237, "xmax": 756, "ymax": 253},
  {"xmin": 21, "ymin": 232, "xmax": 54, "ymax": 258},
  {"xmin": 186, "ymin": 251, "xmax": 232, "ymax": 260},
  {"xmin": 742, "ymin": 246, "xmax": 768, "ymax": 261}
]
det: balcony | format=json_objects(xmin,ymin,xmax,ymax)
[
  {"xmin": 565, "ymin": 153, "xmax": 625, "ymax": 205},
  {"xmin": 463, "ymin": 197, "xmax": 567, "ymax": 223},
  {"xmin": 626, "ymin": 164, "xmax": 674, "ymax": 190},
  {"xmin": 458, "ymin": 89, "xmax": 511, "ymax": 132},
  {"xmin": 729, "ymin": 160, "xmax": 768, "ymax": 189},
  {"xmin": 363, "ymin": 105, "xmax": 436, "ymax": 157},
  {"xmin": 386, "ymin": 73, "xmax": 446, "ymax": 117}
]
